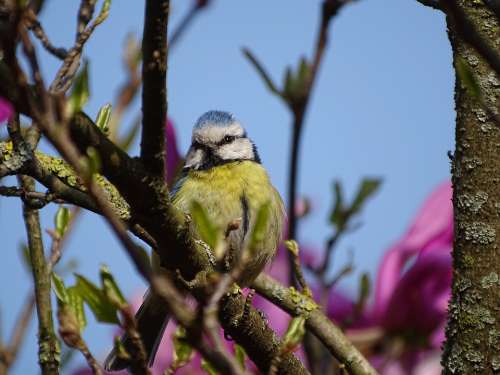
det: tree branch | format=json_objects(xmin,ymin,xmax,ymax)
[
  {"xmin": 19, "ymin": 174, "xmax": 60, "ymax": 375},
  {"xmin": 441, "ymin": 0, "xmax": 500, "ymax": 77},
  {"xmin": 253, "ymin": 274, "xmax": 378, "ymax": 375},
  {"xmin": 140, "ymin": 0, "xmax": 169, "ymax": 177},
  {"xmin": 442, "ymin": 2, "xmax": 500, "ymax": 373}
]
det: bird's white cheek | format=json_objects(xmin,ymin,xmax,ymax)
[{"xmin": 218, "ymin": 141, "xmax": 253, "ymax": 160}]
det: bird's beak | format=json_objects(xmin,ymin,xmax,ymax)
[{"xmin": 184, "ymin": 147, "xmax": 205, "ymax": 170}]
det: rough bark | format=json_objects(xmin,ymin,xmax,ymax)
[{"xmin": 443, "ymin": 2, "xmax": 500, "ymax": 374}]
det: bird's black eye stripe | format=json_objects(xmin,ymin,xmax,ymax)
[{"xmin": 219, "ymin": 135, "xmax": 237, "ymax": 145}]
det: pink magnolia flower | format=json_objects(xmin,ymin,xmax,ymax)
[
  {"xmin": 0, "ymin": 97, "xmax": 13, "ymax": 123},
  {"xmin": 165, "ymin": 119, "xmax": 182, "ymax": 184},
  {"xmin": 328, "ymin": 181, "xmax": 453, "ymax": 374}
]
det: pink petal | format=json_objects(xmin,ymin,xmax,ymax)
[
  {"xmin": 326, "ymin": 289, "xmax": 374, "ymax": 328},
  {"xmin": 413, "ymin": 353, "xmax": 442, "ymax": 375},
  {"xmin": 0, "ymin": 97, "xmax": 13, "ymax": 123},
  {"xmin": 165, "ymin": 119, "xmax": 182, "ymax": 183},
  {"xmin": 381, "ymin": 251, "xmax": 451, "ymax": 337},
  {"xmin": 373, "ymin": 181, "xmax": 452, "ymax": 317}
]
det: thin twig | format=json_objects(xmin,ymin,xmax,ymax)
[
  {"xmin": 242, "ymin": 48, "xmax": 282, "ymax": 97},
  {"xmin": 45, "ymin": 229, "xmax": 63, "ymax": 275},
  {"xmin": 76, "ymin": 0, "xmax": 97, "ymax": 39},
  {"xmin": 315, "ymin": 230, "xmax": 342, "ymax": 276},
  {"xmin": 57, "ymin": 304, "xmax": 102, "ymax": 375},
  {"xmin": 287, "ymin": 0, "xmax": 351, "ymax": 284},
  {"xmin": 202, "ymin": 277, "xmax": 249, "ymax": 375},
  {"xmin": 0, "ymin": 186, "xmax": 63, "ymax": 207},
  {"xmin": 19, "ymin": 24, "xmax": 50, "ymax": 115},
  {"xmin": 0, "ymin": 295, "xmax": 35, "ymax": 374},
  {"xmin": 286, "ymin": 240, "xmax": 310, "ymax": 294},
  {"xmin": 25, "ymin": 9, "xmax": 68, "ymax": 60},
  {"xmin": 168, "ymin": 3, "xmax": 199, "ymax": 47},
  {"xmin": 118, "ymin": 306, "xmax": 151, "ymax": 375},
  {"xmin": 50, "ymin": 1, "xmax": 110, "ymax": 93}
]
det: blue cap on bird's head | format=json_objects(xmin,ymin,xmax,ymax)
[
  {"xmin": 194, "ymin": 110, "xmax": 238, "ymax": 130},
  {"xmin": 184, "ymin": 110, "xmax": 261, "ymax": 170}
]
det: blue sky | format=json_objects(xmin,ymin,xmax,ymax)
[{"xmin": 0, "ymin": 0, "xmax": 454, "ymax": 373}]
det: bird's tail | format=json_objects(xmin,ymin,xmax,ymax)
[{"xmin": 104, "ymin": 289, "xmax": 170, "ymax": 371}]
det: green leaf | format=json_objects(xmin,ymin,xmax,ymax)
[
  {"xmin": 52, "ymin": 272, "xmax": 69, "ymax": 304},
  {"xmin": 100, "ymin": 265, "xmax": 126, "ymax": 307},
  {"xmin": 170, "ymin": 327, "xmax": 194, "ymax": 372},
  {"xmin": 100, "ymin": 0, "xmax": 111, "ymax": 14},
  {"xmin": 234, "ymin": 344, "xmax": 246, "ymax": 369},
  {"xmin": 282, "ymin": 315, "xmax": 306, "ymax": 351},
  {"xmin": 329, "ymin": 181, "xmax": 345, "ymax": 227},
  {"xmin": 350, "ymin": 178, "xmax": 382, "ymax": 215},
  {"xmin": 242, "ymin": 48, "xmax": 281, "ymax": 97},
  {"xmin": 55, "ymin": 206, "xmax": 71, "ymax": 237},
  {"xmin": 248, "ymin": 202, "xmax": 270, "ymax": 252},
  {"xmin": 190, "ymin": 200, "xmax": 219, "ymax": 250},
  {"xmin": 329, "ymin": 179, "xmax": 381, "ymax": 230},
  {"xmin": 456, "ymin": 57, "xmax": 481, "ymax": 99},
  {"xmin": 297, "ymin": 56, "xmax": 310, "ymax": 87},
  {"xmin": 68, "ymin": 62, "xmax": 90, "ymax": 115},
  {"xmin": 95, "ymin": 103, "xmax": 112, "ymax": 134},
  {"xmin": 93, "ymin": 0, "xmax": 111, "ymax": 25},
  {"xmin": 67, "ymin": 286, "xmax": 87, "ymax": 332},
  {"xmin": 201, "ymin": 359, "xmax": 218, "ymax": 375},
  {"xmin": 74, "ymin": 274, "xmax": 120, "ymax": 324}
]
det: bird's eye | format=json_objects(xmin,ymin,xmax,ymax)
[{"xmin": 222, "ymin": 135, "xmax": 235, "ymax": 144}]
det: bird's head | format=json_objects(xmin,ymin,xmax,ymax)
[{"xmin": 184, "ymin": 110, "xmax": 261, "ymax": 171}]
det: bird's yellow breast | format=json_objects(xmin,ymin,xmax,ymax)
[
  {"xmin": 172, "ymin": 161, "xmax": 281, "ymax": 229},
  {"xmin": 171, "ymin": 160, "xmax": 284, "ymax": 286}
]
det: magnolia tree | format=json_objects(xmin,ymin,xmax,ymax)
[{"xmin": 0, "ymin": 1, "xmax": 498, "ymax": 375}]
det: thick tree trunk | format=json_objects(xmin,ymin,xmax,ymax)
[{"xmin": 443, "ymin": 2, "xmax": 500, "ymax": 374}]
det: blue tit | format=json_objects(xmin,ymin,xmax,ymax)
[{"xmin": 105, "ymin": 111, "xmax": 284, "ymax": 371}]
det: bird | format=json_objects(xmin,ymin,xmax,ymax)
[{"xmin": 104, "ymin": 110, "xmax": 285, "ymax": 371}]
